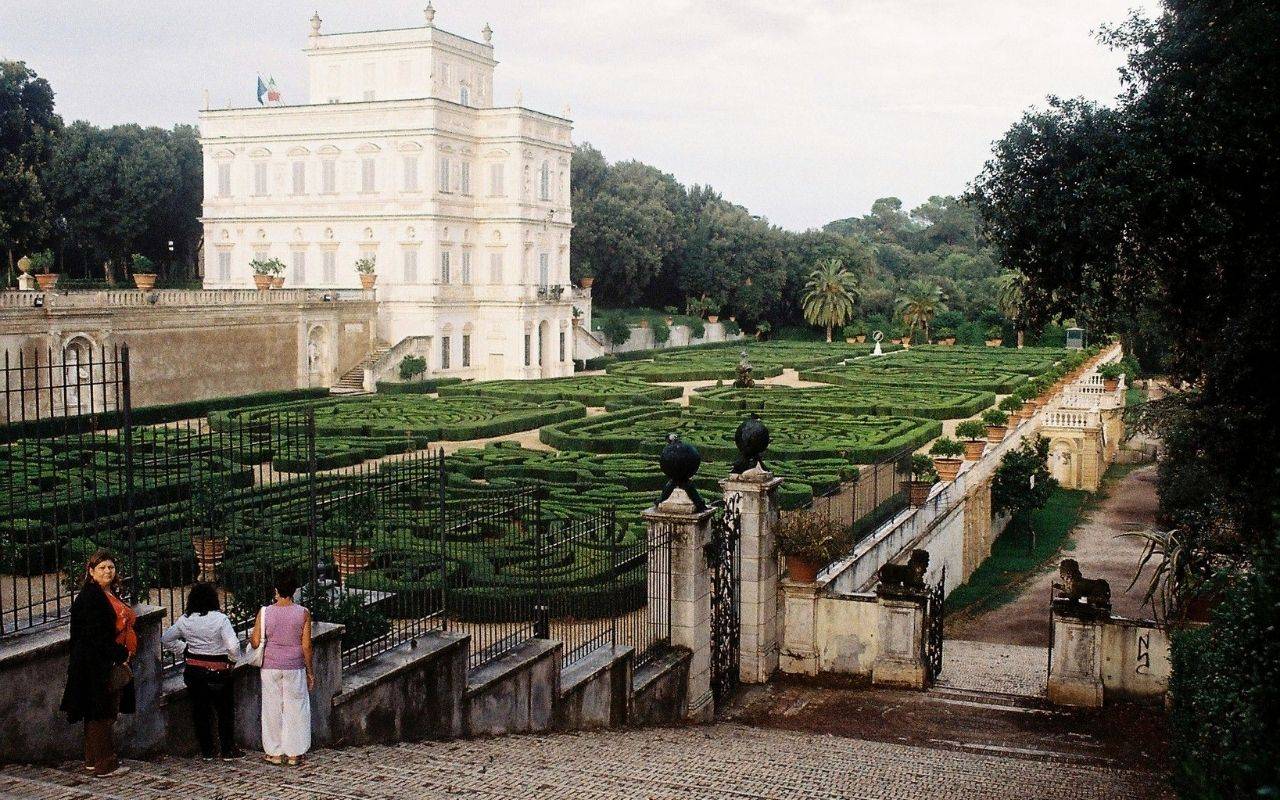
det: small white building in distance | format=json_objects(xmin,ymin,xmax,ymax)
[{"xmin": 198, "ymin": 5, "xmax": 583, "ymax": 380}]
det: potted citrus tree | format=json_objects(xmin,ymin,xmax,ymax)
[
  {"xmin": 189, "ymin": 477, "xmax": 233, "ymax": 582},
  {"xmin": 249, "ymin": 257, "xmax": 284, "ymax": 290},
  {"xmin": 1099, "ymin": 362, "xmax": 1123, "ymax": 391},
  {"xmin": 30, "ymin": 249, "xmax": 59, "ymax": 291},
  {"xmin": 578, "ymin": 263, "xmax": 595, "ymax": 289},
  {"xmin": 776, "ymin": 509, "xmax": 853, "ymax": 583},
  {"xmin": 1014, "ymin": 384, "xmax": 1038, "ymax": 418},
  {"xmin": 985, "ymin": 326, "xmax": 1003, "ymax": 347},
  {"xmin": 928, "ymin": 438, "xmax": 965, "ymax": 482},
  {"xmin": 999, "ymin": 394, "xmax": 1024, "ymax": 425},
  {"xmin": 982, "ymin": 409, "xmax": 1009, "ymax": 442},
  {"xmin": 130, "ymin": 253, "xmax": 157, "ymax": 291},
  {"xmin": 956, "ymin": 420, "xmax": 988, "ymax": 460},
  {"xmin": 705, "ymin": 298, "xmax": 722, "ymax": 324},
  {"xmin": 329, "ymin": 494, "xmax": 377, "ymax": 582},
  {"xmin": 355, "ymin": 255, "xmax": 377, "ymax": 289},
  {"xmin": 905, "ymin": 454, "xmax": 938, "ymax": 507}
]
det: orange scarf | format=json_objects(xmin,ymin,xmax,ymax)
[{"xmin": 106, "ymin": 591, "xmax": 138, "ymax": 658}]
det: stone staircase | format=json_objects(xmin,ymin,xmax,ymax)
[{"xmin": 330, "ymin": 341, "xmax": 391, "ymax": 394}]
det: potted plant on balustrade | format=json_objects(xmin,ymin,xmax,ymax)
[
  {"xmin": 189, "ymin": 477, "xmax": 234, "ymax": 582},
  {"xmin": 956, "ymin": 420, "xmax": 988, "ymax": 461},
  {"xmin": 1014, "ymin": 384, "xmax": 1038, "ymax": 418},
  {"xmin": 1098, "ymin": 362, "xmax": 1123, "ymax": 392},
  {"xmin": 249, "ymin": 256, "xmax": 285, "ymax": 290},
  {"xmin": 936, "ymin": 327, "xmax": 956, "ymax": 346},
  {"xmin": 982, "ymin": 408, "xmax": 1010, "ymax": 442},
  {"xmin": 705, "ymin": 297, "xmax": 723, "ymax": 324},
  {"xmin": 355, "ymin": 255, "xmax": 377, "ymax": 289},
  {"xmin": 905, "ymin": 454, "xmax": 938, "ymax": 507},
  {"xmin": 329, "ymin": 493, "xmax": 378, "ymax": 582},
  {"xmin": 928, "ymin": 438, "xmax": 965, "ymax": 482},
  {"xmin": 130, "ymin": 253, "xmax": 157, "ymax": 291},
  {"xmin": 663, "ymin": 306, "xmax": 678, "ymax": 326},
  {"xmin": 577, "ymin": 262, "xmax": 595, "ymax": 289},
  {"xmin": 999, "ymin": 394, "xmax": 1024, "ymax": 425},
  {"xmin": 571, "ymin": 306, "xmax": 583, "ymax": 326},
  {"xmin": 985, "ymin": 326, "xmax": 1004, "ymax": 347},
  {"xmin": 776, "ymin": 508, "xmax": 854, "ymax": 584},
  {"xmin": 841, "ymin": 321, "xmax": 867, "ymax": 344},
  {"xmin": 29, "ymin": 249, "xmax": 59, "ymax": 291},
  {"xmin": 755, "ymin": 320, "xmax": 771, "ymax": 341}
]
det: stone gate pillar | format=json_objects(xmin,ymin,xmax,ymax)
[
  {"xmin": 871, "ymin": 589, "xmax": 929, "ymax": 689},
  {"xmin": 1048, "ymin": 603, "xmax": 1105, "ymax": 707},
  {"xmin": 722, "ymin": 470, "xmax": 783, "ymax": 684},
  {"xmin": 642, "ymin": 488, "xmax": 715, "ymax": 722}
]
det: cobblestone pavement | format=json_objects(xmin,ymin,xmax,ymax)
[
  {"xmin": 0, "ymin": 720, "xmax": 1170, "ymax": 800},
  {"xmin": 937, "ymin": 639, "xmax": 1049, "ymax": 697}
]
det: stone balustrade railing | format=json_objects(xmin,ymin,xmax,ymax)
[
  {"xmin": 1042, "ymin": 409, "xmax": 1098, "ymax": 429},
  {"xmin": 0, "ymin": 288, "xmax": 376, "ymax": 310}
]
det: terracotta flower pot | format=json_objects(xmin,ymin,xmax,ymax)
[
  {"xmin": 665, "ymin": 316, "xmax": 674, "ymax": 325},
  {"xmin": 572, "ymin": 317, "xmax": 582, "ymax": 326},
  {"xmin": 579, "ymin": 277, "xmax": 594, "ymax": 289},
  {"xmin": 359, "ymin": 273, "xmax": 377, "ymax": 289},
  {"xmin": 907, "ymin": 481, "xmax": 934, "ymax": 507},
  {"xmin": 785, "ymin": 555, "xmax": 822, "ymax": 584},
  {"xmin": 252, "ymin": 273, "xmax": 273, "ymax": 290},
  {"xmin": 639, "ymin": 318, "xmax": 649, "ymax": 328},
  {"xmin": 986, "ymin": 425, "xmax": 1007, "ymax": 443},
  {"xmin": 332, "ymin": 545, "xmax": 374, "ymax": 580},
  {"xmin": 133, "ymin": 273, "xmax": 157, "ymax": 292},
  {"xmin": 271, "ymin": 276, "xmax": 285, "ymax": 289},
  {"xmin": 985, "ymin": 339, "xmax": 1003, "ymax": 347},
  {"xmin": 191, "ymin": 535, "xmax": 227, "ymax": 583},
  {"xmin": 35, "ymin": 273, "xmax": 59, "ymax": 291},
  {"xmin": 855, "ymin": 335, "xmax": 866, "ymax": 343},
  {"xmin": 962, "ymin": 440, "xmax": 986, "ymax": 460},
  {"xmin": 1021, "ymin": 401, "xmax": 1037, "ymax": 417},
  {"xmin": 707, "ymin": 315, "xmax": 719, "ymax": 324},
  {"xmin": 845, "ymin": 337, "xmax": 858, "ymax": 344},
  {"xmin": 1103, "ymin": 378, "xmax": 1119, "ymax": 391},
  {"xmin": 932, "ymin": 457, "xmax": 962, "ymax": 483}
]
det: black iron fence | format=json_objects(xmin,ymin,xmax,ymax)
[
  {"xmin": 1, "ymin": 345, "xmax": 671, "ymax": 675},
  {"xmin": 808, "ymin": 446, "xmax": 913, "ymax": 542}
]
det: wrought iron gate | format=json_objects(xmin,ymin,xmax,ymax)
[
  {"xmin": 708, "ymin": 492, "xmax": 742, "ymax": 706},
  {"xmin": 924, "ymin": 566, "xmax": 945, "ymax": 681}
]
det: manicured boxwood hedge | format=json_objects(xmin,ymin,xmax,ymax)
[
  {"xmin": 375, "ymin": 377, "xmax": 466, "ymax": 394},
  {"xmin": 439, "ymin": 375, "xmax": 681, "ymax": 407},
  {"xmin": 690, "ymin": 384, "xmax": 995, "ymax": 420},
  {"xmin": 606, "ymin": 341, "xmax": 898, "ymax": 383}
]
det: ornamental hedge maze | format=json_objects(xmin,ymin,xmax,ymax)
[
  {"xmin": 605, "ymin": 340, "xmax": 900, "ymax": 383},
  {"xmin": 690, "ymin": 384, "xmax": 995, "ymax": 420},
  {"xmin": 438, "ymin": 375, "xmax": 681, "ymax": 408}
]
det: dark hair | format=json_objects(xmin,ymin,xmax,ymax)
[
  {"xmin": 184, "ymin": 582, "xmax": 221, "ymax": 616},
  {"xmin": 274, "ymin": 570, "xmax": 299, "ymax": 600},
  {"xmin": 81, "ymin": 548, "xmax": 122, "ymax": 595}
]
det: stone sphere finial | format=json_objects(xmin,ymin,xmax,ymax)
[
  {"xmin": 309, "ymin": 11, "xmax": 322, "ymax": 35},
  {"xmin": 424, "ymin": 2, "xmax": 436, "ymax": 25},
  {"xmin": 731, "ymin": 414, "xmax": 770, "ymax": 475},
  {"xmin": 659, "ymin": 433, "xmax": 707, "ymax": 511},
  {"xmin": 482, "ymin": 23, "xmax": 493, "ymax": 43}
]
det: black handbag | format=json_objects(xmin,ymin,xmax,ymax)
[{"xmin": 107, "ymin": 662, "xmax": 133, "ymax": 693}]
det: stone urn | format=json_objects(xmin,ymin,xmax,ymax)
[
  {"xmin": 252, "ymin": 273, "xmax": 272, "ymax": 290},
  {"xmin": 962, "ymin": 440, "xmax": 986, "ymax": 460},
  {"xmin": 359, "ymin": 273, "xmax": 377, "ymax": 290},
  {"xmin": 1103, "ymin": 378, "xmax": 1119, "ymax": 392},
  {"xmin": 985, "ymin": 424, "xmax": 1007, "ymax": 443},
  {"xmin": 133, "ymin": 273, "xmax": 157, "ymax": 292},
  {"xmin": 785, "ymin": 555, "xmax": 821, "ymax": 584},
  {"xmin": 986, "ymin": 338, "xmax": 1003, "ymax": 347},
  {"xmin": 35, "ymin": 273, "xmax": 60, "ymax": 290},
  {"xmin": 579, "ymin": 277, "xmax": 594, "ymax": 289},
  {"xmin": 191, "ymin": 534, "xmax": 227, "ymax": 582},
  {"xmin": 932, "ymin": 457, "xmax": 962, "ymax": 483},
  {"xmin": 707, "ymin": 315, "xmax": 719, "ymax": 324},
  {"xmin": 332, "ymin": 545, "xmax": 374, "ymax": 580}
]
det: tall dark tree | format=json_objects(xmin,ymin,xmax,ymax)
[{"xmin": 0, "ymin": 60, "xmax": 62, "ymax": 280}]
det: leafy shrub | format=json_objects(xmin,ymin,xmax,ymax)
[
  {"xmin": 689, "ymin": 317, "xmax": 706, "ymax": 339},
  {"xmin": 722, "ymin": 319, "xmax": 740, "ymax": 336},
  {"xmin": 398, "ymin": 355, "xmax": 427, "ymax": 381},
  {"xmin": 354, "ymin": 255, "xmax": 377, "ymax": 275},
  {"xmin": 991, "ymin": 436, "xmax": 1056, "ymax": 532},
  {"xmin": 130, "ymin": 253, "xmax": 155, "ymax": 273},
  {"xmin": 956, "ymin": 420, "xmax": 987, "ymax": 441},
  {"xmin": 306, "ymin": 589, "xmax": 392, "ymax": 650},
  {"xmin": 928, "ymin": 437, "xmax": 964, "ymax": 457},
  {"xmin": 651, "ymin": 317, "xmax": 670, "ymax": 344},
  {"xmin": 249, "ymin": 257, "xmax": 285, "ymax": 276},
  {"xmin": 998, "ymin": 395, "xmax": 1023, "ymax": 412},
  {"xmin": 600, "ymin": 314, "xmax": 632, "ymax": 346},
  {"xmin": 981, "ymin": 409, "xmax": 1009, "ymax": 427},
  {"xmin": 776, "ymin": 509, "xmax": 853, "ymax": 563},
  {"xmin": 908, "ymin": 454, "xmax": 937, "ymax": 483},
  {"xmin": 1099, "ymin": 363, "xmax": 1124, "ymax": 380}
]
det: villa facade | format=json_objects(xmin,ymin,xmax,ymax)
[{"xmin": 198, "ymin": 8, "xmax": 583, "ymax": 380}]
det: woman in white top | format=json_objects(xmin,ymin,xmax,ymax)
[{"xmin": 161, "ymin": 582, "xmax": 243, "ymax": 760}]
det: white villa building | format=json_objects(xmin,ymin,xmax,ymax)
[{"xmin": 198, "ymin": 6, "xmax": 584, "ymax": 380}]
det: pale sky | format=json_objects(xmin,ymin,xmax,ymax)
[{"xmin": 0, "ymin": 0, "xmax": 1159, "ymax": 231}]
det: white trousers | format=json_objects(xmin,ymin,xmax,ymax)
[{"xmin": 260, "ymin": 668, "xmax": 311, "ymax": 757}]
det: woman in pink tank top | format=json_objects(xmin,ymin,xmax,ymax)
[{"xmin": 249, "ymin": 571, "xmax": 313, "ymax": 765}]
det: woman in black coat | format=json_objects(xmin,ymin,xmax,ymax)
[{"xmin": 60, "ymin": 549, "xmax": 137, "ymax": 778}]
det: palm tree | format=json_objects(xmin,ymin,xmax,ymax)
[
  {"xmin": 995, "ymin": 271, "xmax": 1027, "ymax": 349},
  {"xmin": 802, "ymin": 259, "xmax": 859, "ymax": 342},
  {"xmin": 896, "ymin": 282, "xmax": 943, "ymax": 344}
]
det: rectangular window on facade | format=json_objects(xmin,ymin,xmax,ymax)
[
  {"xmin": 559, "ymin": 331, "xmax": 566, "ymax": 362},
  {"xmin": 437, "ymin": 158, "xmax": 450, "ymax": 192},
  {"xmin": 403, "ymin": 156, "xmax": 418, "ymax": 191},
  {"xmin": 537, "ymin": 327, "xmax": 543, "ymax": 366},
  {"xmin": 292, "ymin": 251, "xmax": 306, "ymax": 284},
  {"xmin": 459, "ymin": 86, "xmax": 470, "ymax": 106},
  {"xmin": 322, "ymin": 160, "xmax": 336, "ymax": 193},
  {"xmin": 322, "ymin": 250, "xmax": 336, "ymax": 284},
  {"xmin": 524, "ymin": 334, "xmax": 531, "ymax": 367},
  {"xmin": 539, "ymin": 253, "xmax": 550, "ymax": 288},
  {"xmin": 539, "ymin": 162, "xmax": 551, "ymax": 201},
  {"xmin": 460, "ymin": 162, "xmax": 470, "ymax": 194},
  {"xmin": 291, "ymin": 161, "xmax": 305, "ymax": 194},
  {"xmin": 361, "ymin": 158, "xmax": 375, "ymax": 193},
  {"xmin": 461, "ymin": 251, "xmax": 471, "ymax": 285},
  {"xmin": 462, "ymin": 334, "xmax": 471, "ymax": 367},
  {"xmin": 217, "ymin": 250, "xmax": 231, "ymax": 281},
  {"xmin": 403, "ymin": 249, "xmax": 418, "ymax": 283},
  {"xmin": 489, "ymin": 252, "xmax": 502, "ymax": 284},
  {"xmin": 217, "ymin": 163, "xmax": 231, "ymax": 197},
  {"xmin": 253, "ymin": 162, "xmax": 268, "ymax": 196},
  {"xmin": 489, "ymin": 163, "xmax": 504, "ymax": 196},
  {"xmin": 440, "ymin": 251, "xmax": 451, "ymax": 284},
  {"xmin": 441, "ymin": 336, "xmax": 451, "ymax": 370}
]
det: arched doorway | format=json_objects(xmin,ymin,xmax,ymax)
[
  {"xmin": 61, "ymin": 335, "xmax": 96, "ymax": 414},
  {"xmin": 307, "ymin": 326, "xmax": 330, "ymax": 386},
  {"xmin": 1049, "ymin": 438, "xmax": 1078, "ymax": 488}
]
